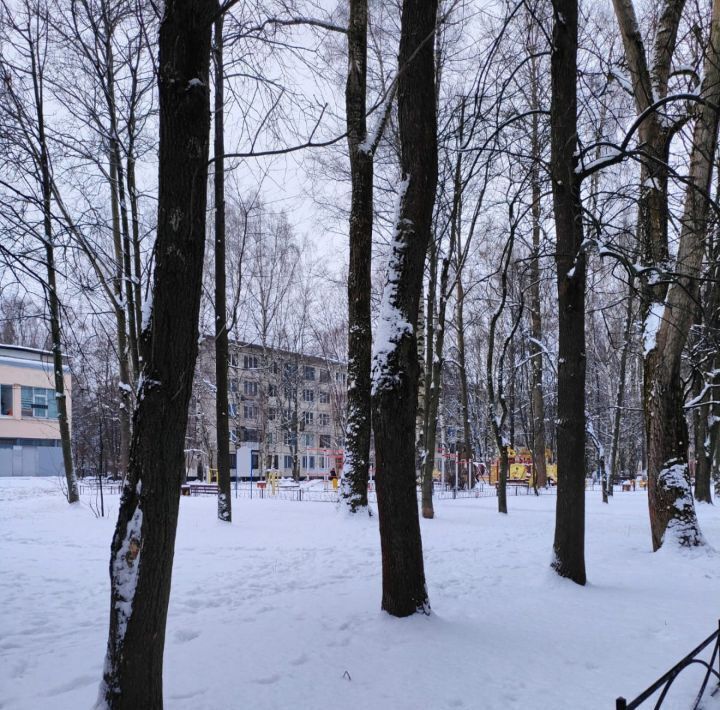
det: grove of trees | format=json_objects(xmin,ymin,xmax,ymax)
[{"xmin": 2, "ymin": 0, "xmax": 719, "ymax": 705}]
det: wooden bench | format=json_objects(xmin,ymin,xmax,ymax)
[{"xmin": 181, "ymin": 484, "xmax": 219, "ymax": 496}]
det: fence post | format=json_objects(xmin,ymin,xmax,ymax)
[{"xmin": 616, "ymin": 698, "xmax": 627, "ymax": 710}]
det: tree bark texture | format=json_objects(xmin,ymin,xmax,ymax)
[
  {"xmin": 371, "ymin": 0, "xmax": 438, "ymax": 617},
  {"xmin": 643, "ymin": 0, "xmax": 720, "ymax": 548},
  {"xmin": 342, "ymin": 0, "xmax": 373, "ymax": 513},
  {"xmin": 550, "ymin": 0, "xmax": 587, "ymax": 585},
  {"xmin": 214, "ymin": 14, "xmax": 232, "ymax": 523},
  {"xmin": 96, "ymin": 0, "xmax": 214, "ymax": 705}
]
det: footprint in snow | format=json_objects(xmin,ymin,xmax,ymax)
[{"xmin": 174, "ymin": 629, "xmax": 200, "ymax": 643}]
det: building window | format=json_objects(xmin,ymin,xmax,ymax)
[
  {"xmin": 0, "ymin": 385, "xmax": 12, "ymax": 416},
  {"xmin": 228, "ymin": 403, "xmax": 238, "ymax": 418},
  {"xmin": 243, "ymin": 354, "xmax": 258, "ymax": 369},
  {"xmin": 319, "ymin": 369, "xmax": 330, "ymax": 383},
  {"xmin": 244, "ymin": 405, "xmax": 258, "ymax": 420},
  {"xmin": 268, "ymin": 384, "xmax": 278, "ymax": 397},
  {"xmin": 318, "ymin": 454, "xmax": 327, "ymax": 469},
  {"xmin": 268, "ymin": 407, "xmax": 277, "ymax": 421},
  {"xmin": 302, "ymin": 389, "xmax": 314, "ymax": 402},
  {"xmin": 318, "ymin": 413, "xmax": 330, "ymax": 427},
  {"xmin": 302, "ymin": 455, "xmax": 316, "ymax": 470},
  {"xmin": 272, "ymin": 361, "xmax": 279, "ymax": 375},
  {"xmin": 303, "ymin": 411, "xmax": 314, "ymax": 426},
  {"xmin": 266, "ymin": 431, "xmax": 275, "ymax": 445},
  {"xmin": 229, "ymin": 379, "xmax": 238, "ymax": 393},
  {"xmin": 283, "ymin": 455, "xmax": 293, "ymax": 470},
  {"xmin": 20, "ymin": 387, "xmax": 56, "ymax": 419},
  {"xmin": 303, "ymin": 433, "xmax": 314, "ymax": 447},
  {"xmin": 319, "ymin": 434, "xmax": 332, "ymax": 448},
  {"xmin": 304, "ymin": 366, "xmax": 315, "ymax": 381},
  {"xmin": 244, "ymin": 380, "xmax": 258, "ymax": 397},
  {"xmin": 230, "ymin": 353, "xmax": 238, "ymax": 367},
  {"xmin": 335, "ymin": 372, "xmax": 345, "ymax": 384},
  {"xmin": 238, "ymin": 427, "xmax": 259, "ymax": 442},
  {"xmin": 283, "ymin": 430, "xmax": 297, "ymax": 446},
  {"xmin": 318, "ymin": 391, "xmax": 330, "ymax": 404}
]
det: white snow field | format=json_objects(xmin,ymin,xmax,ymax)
[{"xmin": 1, "ymin": 478, "xmax": 718, "ymax": 710}]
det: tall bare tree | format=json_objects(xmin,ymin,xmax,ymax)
[
  {"xmin": 97, "ymin": 0, "xmax": 215, "ymax": 703},
  {"xmin": 372, "ymin": 0, "xmax": 438, "ymax": 617},
  {"xmin": 550, "ymin": 0, "xmax": 587, "ymax": 584},
  {"xmin": 342, "ymin": 0, "xmax": 373, "ymax": 513}
]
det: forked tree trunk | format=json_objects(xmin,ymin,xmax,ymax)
[
  {"xmin": 550, "ymin": 0, "xmax": 587, "ymax": 585},
  {"xmin": 96, "ymin": 0, "xmax": 214, "ymax": 705},
  {"xmin": 372, "ymin": 0, "xmax": 437, "ymax": 617},
  {"xmin": 643, "ymin": 0, "xmax": 720, "ymax": 548},
  {"xmin": 342, "ymin": 0, "xmax": 373, "ymax": 513},
  {"xmin": 213, "ymin": 14, "xmax": 232, "ymax": 523}
]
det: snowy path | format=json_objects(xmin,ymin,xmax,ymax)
[{"xmin": 1, "ymin": 478, "xmax": 718, "ymax": 709}]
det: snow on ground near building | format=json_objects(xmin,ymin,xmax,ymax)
[{"xmin": 1, "ymin": 478, "xmax": 718, "ymax": 710}]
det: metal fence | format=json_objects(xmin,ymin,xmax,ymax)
[
  {"xmin": 222, "ymin": 482, "xmax": 557, "ymax": 504},
  {"xmin": 616, "ymin": 620, "xmax": 720, "ymax": 709}
]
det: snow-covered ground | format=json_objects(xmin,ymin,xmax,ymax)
[{"xmin": 1, "ymin": 478, "xmax": 718, "ymax": 710}]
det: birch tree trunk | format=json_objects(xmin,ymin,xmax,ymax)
[
  {"xmin": 342, "ymin": 0, "xmax": 373, "ymax": 513},
  {"xmin": 96, "ymin": 0, "xmax": 214, "ymax": 703},
  {"xmin": 372, "ymin": 0, "xmax": 437, "ymax": 617},
  {"xmin": 550, "ymin": 0, "xmax": 587, "ymax": 585}
]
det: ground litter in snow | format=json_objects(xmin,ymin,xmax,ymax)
[{"xmin": 1, "ymin": 478, "xmax": 718, "ymax": 710}]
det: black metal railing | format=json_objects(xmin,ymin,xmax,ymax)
[{"xmin": 616, "ymin": 620, "xmax": 720, "ymax": 709}]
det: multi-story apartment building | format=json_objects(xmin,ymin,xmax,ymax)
[
  {"xmin": 0, "ymin": 344, "xmax": 71, "ymax": 477},
  {"xmin": 188, "ymin": 338, "xmax": 347, "ymax": 479}
]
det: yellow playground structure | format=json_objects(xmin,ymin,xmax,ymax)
[{"xmin": 489, "ymin": 447, "xmax": 556, "ymax": 485}]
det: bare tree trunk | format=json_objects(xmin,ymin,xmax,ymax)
[
  {"xmin": 214, "ymin": 14, "xmax": 231, "ymax": 522},
  {"xmin": 643, "ymin": 0, "xmax": 720, "ymax": 547},
  {"xmin": 529, "ymin": 84, "xmax": 547, "ymax": 490},
  {"xmin": 27, "ymin": 29, "xmax": 79, "ymax": 504},
  {"xmin": 608, "ymin": 289, "xmax": 634, "ymax": 498},
  {"xmin": 102, "ymin": 15, "xmax": 141, "ymax": 383},
  {"xmin": 550, "ymin": 0, "xmax": 587, "ymax": 585},
  {"xmin": 456, "ymin": 264, "xmax": 473, "ymax": 487},
  {"xmin": 96, "ymin": 0, "xmax": 214, "ymax": 703},
  {"xmin": 693, "ymin": 375, "xmax": 712, "ymax": 503},
  {"xmin": 421, "ymin": 240, "xmax": 437, "ymax": 518},
  {"xmin": 372, "ymin": 0, "xmax": 437, "ymax": 617},
  {"xmin": 342, "ymin": 0, "xmax": 373, "ymax": 513}
]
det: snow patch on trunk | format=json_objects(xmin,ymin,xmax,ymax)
[
  {"xmin": 371, "ymin": 178, "xmax": 412, "ymax": 396},
  {"xmin": 643, "ymin": 301, "xmax": 664, "ymax": 356}
]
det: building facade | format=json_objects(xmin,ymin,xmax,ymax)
[
  {"xmin": 188, "ymin": 339, "xmax": 347, "ymax": 479},
  {"xmin": 0, "ymin": 344, "xmax": 71, "ymax": 477}
]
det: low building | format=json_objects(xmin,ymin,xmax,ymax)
[
  {"xmin": 188, "ymin": 338, "xmax": 347, "ymax": 480},
  {"xmin": 0, "ymin": 344, "xmax": 71, "ymax": 477}
]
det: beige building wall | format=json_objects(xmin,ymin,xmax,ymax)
[{"xmin": 0, "ymin": 360, "xmax": 72, "ymax": 440}]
